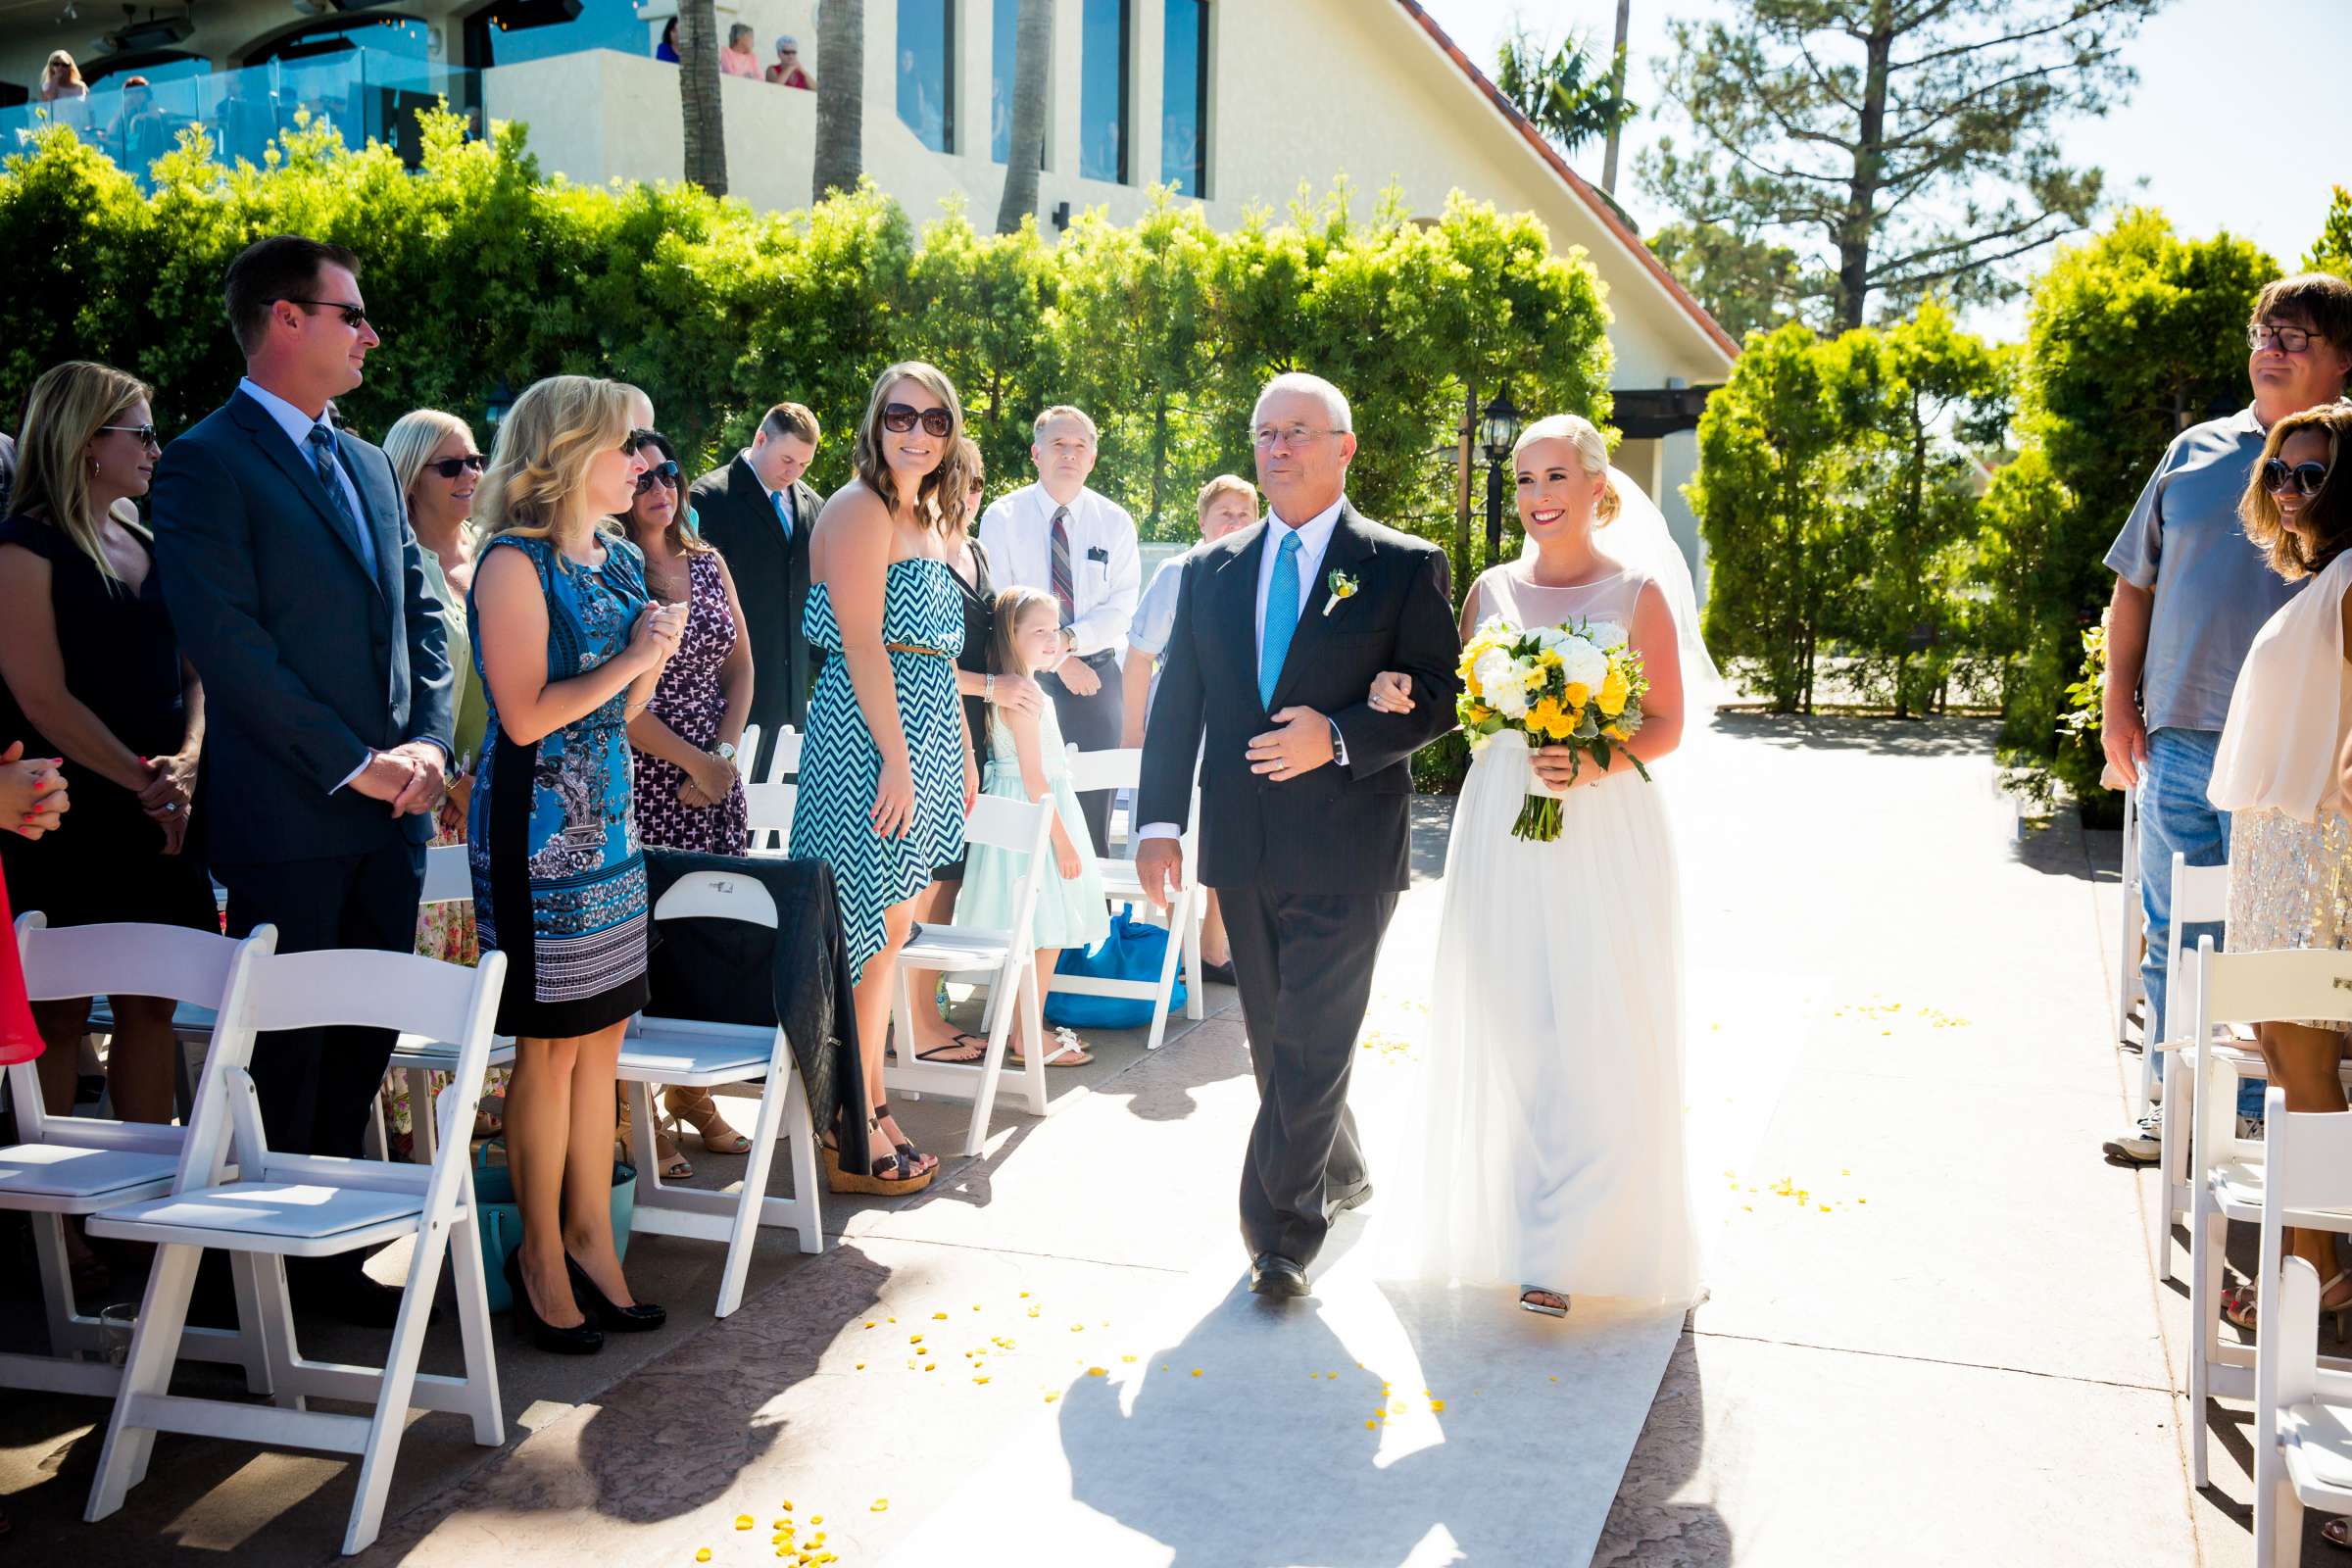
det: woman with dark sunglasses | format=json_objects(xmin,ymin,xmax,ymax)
[
  {"xmin": 614, "ymin": 430, "xmax": 757, "ymax": 1176},
  {"xmin": 379, "ymin": 409, "xmax": 502, "ymax": 1150},
  {"xmin": 2209, "ymin": 402, "xmax": 2352, "ymax": 1343}
]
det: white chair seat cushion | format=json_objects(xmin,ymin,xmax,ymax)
[
  {"xmin": 2287, "ymin": 1399, "xmax": 2352, "ymax": 1494},
  {"xmin": 385, "ymin": 1031, "xmax": 517, "ymax": 1072},
  {"xmin": 0, "ymin": 1143, "xmax": 179, "ymax": 1203},
  {"xmin": 902, "ymin": 923, "xmax": 1014, "ymax": 967},
  {"xmin": 90, "ymin": 1180, "xmax": 422, "ymax": 1245},
  {"xmin": 618, "ymin": 1027, "xmax": 771, "ymax": 1084}
]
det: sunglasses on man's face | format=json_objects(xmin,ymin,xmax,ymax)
[
  {"xmin": 425, "ymin": 454, "xmax": 486, "ymax": 480},
  {"xmin": 881, "ymin": 402, "xmax": 954, "ymax": 438},
  {"xmin": 2264, "ymin": 458, "xmax": 2331, "ymax": 498},
  {"xmin": 634, "ymin": 459, "xmax": 682, "ymax": 494}
]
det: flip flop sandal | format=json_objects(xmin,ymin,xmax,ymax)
[
  {"xmin": 915, "ymin": 1033, "xmax": 990, "ymax": 1064},
  {"xmin": 1519, "ymin": 1288, "xmax": 1570, "ymax": 1317}
]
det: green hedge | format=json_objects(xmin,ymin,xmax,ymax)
[{"xmin": 0, "ymin": 110, "xmax": 1615, "ymax": 557}]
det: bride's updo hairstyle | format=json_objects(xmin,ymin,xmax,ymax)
[{"xmin": 1511, "ymin": 413, "xmax": 1620, "ymax": 525}]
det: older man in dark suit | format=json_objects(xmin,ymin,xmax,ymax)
[
  {"xmin": 153, "ymin": 234, "xmax": 454, "ymax": 1324},
  {"xmin": 691, "ymin": 400, "xmax": 821, "ymax": 780}
]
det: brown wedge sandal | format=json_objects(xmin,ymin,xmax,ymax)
[{"xmin": 822, "ymin": 1107, "xmax": 936, "ymax": 1196}]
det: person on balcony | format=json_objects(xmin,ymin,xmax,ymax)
[
  {"xmin": 767, "ymin": 35, "xmax": 812, "ymax": 88},
  {"xmin": 720, "ymin": 24, "xmax": 761, "ymax": 78},
  {"xmin": 655, "ymin": 17, "xmax": 681, "ymax": 63}
]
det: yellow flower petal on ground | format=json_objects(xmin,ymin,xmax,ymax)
[
  {"xmin": 1431, "ymin": 1398, "xmax": 1446, "ymax": 1411},
  {"xmin": 1087, "ymin": 1366, "xmax": 1107, "ymax": 1376},
  {"xmin": 1044, "ymin": 1391, "xmax": 1060, "ymax": 1403},
  {"xmin": 924, "ymin": 1363, "xmax": 936, "ymax": 1371},
  {"xmin": 696, "ymin": 1552, "xmax": 712, "ymax": 1564},
  {"xmin": 932, "ymin": 1311, "xmax": 949, "ymax": 1320},
  {"xmin": 737, "ymin": 1514, "xmax": 756, "ymax": 1530},
  {"xmin": 974, "ymin": 1375, "xmax": 990, "ymax": 1384},
  {"xmin": 1192, "ymin": 1368, "xmax": 1203, "ymax": 1377},
  {"xmin": 870, "ymin": 1498, "xmax": 888, "ymax": 1511},
  {"xmin": 1122, "ymin": 1354, "xmax": 1138, "ymax": 1362},
  {"xmin": 810, "ymin": 1515, "xmax": 823, "ymax": 1525},
  {"xmin": 854, "ymin": 1361, "xmax": 864, "ymax": 1370},
  {"xmin": 1365, "ymin": 1419, "xmax": 1376, "ymax": 1429}
]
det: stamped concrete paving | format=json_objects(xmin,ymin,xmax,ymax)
[{"xmin": 0, "ymin": 715, "xmax": 2217, "ymax": 1564}]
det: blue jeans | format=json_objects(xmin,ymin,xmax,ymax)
[{"xmin": 2138, "ymin": 726, "xmax": 2266, "ymax": 1117}]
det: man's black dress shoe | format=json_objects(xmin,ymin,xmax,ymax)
[
  {"xmin": 1200, "ymin": 959, "xmax": 1239, "ymax": 987},
  {"xmin": 1250, "ymin": 1252, "xmax": 1309, "ymax": 1298},
  {"xmin": 1326, "ymin": 1179, "xmax": 1374, "ymax": 1219},
  {"xmin": 564, "ymin": 1252, "xmax": 665, "ymax": 1333}
]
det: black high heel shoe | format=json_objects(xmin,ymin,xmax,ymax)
[
  {"xmin": 564, "ymin": 1251, "xmax": 665, "ymax": 1333},
  {"xmin": 505, "ymin": 1250, "xmax": 604, "ymax": 1354}
]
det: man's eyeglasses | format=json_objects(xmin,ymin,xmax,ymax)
[
  {"xmin": 279, "ymin": 297, "xmax": 371, "ymax": 332},
  {"xmin": 2250, "ymin": 322, "xmax": 2324, "ymax": 355},
  {"xmin": 634, "ymin": 460, "xmax": 682, "ymax": 494},
  {"xmin": 2264, "ymin": 458, "xmax": 2331, "ymax": 497},
  {"xmin": 97, "ymin": 423, "xmax": 162, "ymax": 450},
  {"xmin": 882, "ymin": 402, "xmax": 955, "ymax": 438},
  {"xmin": 424, "ymin": 454, "xmax": 486, "ymax": 479},
  {"xmin": 1253, "ymin": 423, "xmax": 1342, "ymax": 449}
]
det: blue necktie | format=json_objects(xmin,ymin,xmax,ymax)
[
  {"xmin": 306, "ymin": 423, "xmax": 375, "ymax": 577},
  {"xmin": 770, "ymin": 488, "xmax": 793, "ymax": 541},
  {"xmin": 1258, "ymin": 531, "xmax": 1302, "ymax": 710}
]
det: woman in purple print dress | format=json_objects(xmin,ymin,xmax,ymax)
[{"xmin": 617, "ymin": 428, "xmax": 757, "ymax": 1176}]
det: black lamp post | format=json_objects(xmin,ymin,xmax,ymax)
[{"xmin": 1479, "ymin": 387, "xmax": 1522, "ymax": 570}]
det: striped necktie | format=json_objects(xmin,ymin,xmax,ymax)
[
  {"xmin": 306, "ymin": 423, "xmax": 375, "ymax": 577},
  {"xmin": 1049, "ymin": 504, "xmax": 1076, "ymax": 627}
]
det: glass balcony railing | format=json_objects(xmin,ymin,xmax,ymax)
[{"xmin": 0, "ymin": 49, "xmax": 482, "ymax": 187}]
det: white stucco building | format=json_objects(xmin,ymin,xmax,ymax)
[{"xmin": 0, "ymin": 0, "xmax": 1735, "ymax": 556}]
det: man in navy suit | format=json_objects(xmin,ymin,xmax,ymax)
[{"xmin": 154, "ymin": 235, "xmax": 454, "ymax": 1323}]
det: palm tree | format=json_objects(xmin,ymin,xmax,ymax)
[
  {"xmin": 1599, "ymin": 0, "xmax": 1631, "ymax": 194},
  {"xmin": 812, "ymin": 0, "xmax": 864, "ymax": 199},
  {"xmin": 1494, "ymin": 24, "xmax": 1634, "ymax": 160},
  {"xmin": 678, "ymin": 0, "xmax": 727, "ymax": 195},
  {"xmin": 993, "ymin": 0, "xmax": 1052, "ymax": 233}
]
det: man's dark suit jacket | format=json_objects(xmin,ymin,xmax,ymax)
[
  {"xmin": 692, "ymin": 454, "xmax": 820, "ymax": 735},
  {"xmin": 152, "ymin": 388, "xmax": 455, "ymax": 866},
  {"xmin": 1137, "ymin": 503, "xmax": 1461, "ymax": 895}
]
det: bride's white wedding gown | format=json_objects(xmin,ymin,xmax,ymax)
[{"xmin": 1384, "ymin": 563, "xmax": 1702, "ymax": 1304}]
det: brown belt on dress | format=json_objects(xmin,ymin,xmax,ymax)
[{"xmin": 885, "ymin": 642, "xmax": 954, "ymax": 659}]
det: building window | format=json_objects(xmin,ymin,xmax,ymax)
[
  {"xmin": 464, "ymin": 0, "xmax": 650, "ymax": 69},
  {"xmin": 1077, "ymin": 0, "xmax": 1128, "ymax": 183},
  {"xmin": 896, "ymin": 0, "xmax": 954, "ymax": 154},
  {"xmin": 1159, "ymin": 0, "xmax": 1206, "ymax": 196}
]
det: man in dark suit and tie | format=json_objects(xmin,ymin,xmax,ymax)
[
  {"xmin": 1136, "ymin": 372, "xmax": 1461, "ymax": 1300},
  {"xmin": 153, "ymin": 235, "xmax": 454, "ymax": 1323},
  {"xmin": 691, "ymin": 400, "xmax": 822, "ymax": 779}
]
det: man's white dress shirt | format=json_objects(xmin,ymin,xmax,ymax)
[{"xmin": 978, "ymin": 480, "xmax": 1142, "ymax": 658}]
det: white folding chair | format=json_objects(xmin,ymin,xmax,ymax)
[
  {"xmin": 2153, "ymin": 851, "xmax": 2234, "ymax": 1284},
  {"xmin": 886, "ymin": 795, "xmax": 1057, "ymax": 1155},
  {"xmin": 1058, "ymin": 745, "xmax": 1203, "ymax": 1053},
  {"xmin": 760, "ymin": 725, "xmax": 804, "ymax": 785},
  {"xmin": 735, "ymin": 722, "xmax": 762, "ymax": 790},
  {"xmin": 2251, "ymin": 1092, "xmax": 2352, "ymax": 1566},
  {"xmin": 744, "ymin": 780, "xmax": 798, "ymax": 855},
  {"xmin": 84, "ymin": 937, "xmax": 509, "ymax": 1556},
  {"xmin": 0, "ymin": 915, "xmax": 271, "ymax": 1397},
  {"xmin": 2120, "ymin": 783, "xmax": 2146, "ymax": 1048},
  {"xmin": 618, "ymin": 870, "xmax": 825, "ymax": 1318},
  {"xmin": 2185, "ymin": 942, "xmax": 2352, "ymax": 1489},
  {"xmin": 375, "ymin": 842, "xmax": 515, "ymax": 1166}
]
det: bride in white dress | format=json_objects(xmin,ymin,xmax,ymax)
[{"xmin": 1369, "ymin": 414, "xmax": 1714, "ymax": 1315}]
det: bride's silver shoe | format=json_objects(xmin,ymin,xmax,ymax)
[{"xmin": 1519, "ymin": 1288, "xmax": 1569, "ymax": 1317}]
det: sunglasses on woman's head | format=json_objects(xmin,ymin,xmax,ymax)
[
  {"xmin": 634, "ymin": 459, "xmax": 681, "ymax": 494},
  {"xmin": 881, "ymin": 402, "xmax": 954, "ymax": 438},
  {"xmin": 2265, "ymin": 458, "xmax": 2330, "ymax": 497},
  {"xmin": 425, "ymin": 454, "xmax": 486, "ymax": 479}
]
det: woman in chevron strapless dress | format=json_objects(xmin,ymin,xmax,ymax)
[{"xmin": 788, "ymin": 361, "xmax": 980, "ymax": 1196}]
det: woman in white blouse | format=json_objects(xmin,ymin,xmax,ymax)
[{"xmin": 2208, "ymin": 401, "xmax": 2352, "ymax": 1336}]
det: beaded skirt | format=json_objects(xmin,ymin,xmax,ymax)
[{"xmin": 2229, "ymin": 806, "xmax": 2352, "ymax": 1028}]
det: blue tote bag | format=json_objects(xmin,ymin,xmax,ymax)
[{"xmin": 1043, "ymin": 906, "xmax": 1188, "ymax": 1029}]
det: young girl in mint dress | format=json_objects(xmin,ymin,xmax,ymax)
[{"xmin": 956, "ymin": 586, "xmax": 1108, "ymax": 1067}]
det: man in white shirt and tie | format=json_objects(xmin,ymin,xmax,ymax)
[{"xmin": 978, "ymin": 404, "xmax": 1142, "ymax": 855}]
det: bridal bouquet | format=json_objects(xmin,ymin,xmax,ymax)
[{"xmin": 1456, "ymin": 614, "xmax": 1651, "ymax": 842}]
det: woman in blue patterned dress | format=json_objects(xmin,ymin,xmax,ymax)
[
  {"xmin": 470, "ymin": 375, "xmax": 688, "ymax": 1353},
  {"xmin": 790, "ymin": 361, "xmax": 979, "ymax": 1195}
]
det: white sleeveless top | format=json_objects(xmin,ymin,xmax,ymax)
[
  {"xmin": 1469, "ymin": 563, "xmax": 1650, "ymax": 642},
  {"xmin": 2208, "ymin": 549, "xmax": 2352, "ymax": 822}
]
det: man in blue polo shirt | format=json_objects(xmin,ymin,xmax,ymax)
[{"xmin": 2100, "ymin": 272, "xmax": 2352, "ymax": 1163}]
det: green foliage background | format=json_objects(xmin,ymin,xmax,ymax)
[{"xmin": 0, "ymin": 112, "xmax": 1614, "ymax": 570}]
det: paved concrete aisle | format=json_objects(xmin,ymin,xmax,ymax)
[{"xmin": 0, "ymin": 715, "xmax": 2208, "ymax": 1565}]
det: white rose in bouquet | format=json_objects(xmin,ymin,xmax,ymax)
[
  {"xmin": 1558, "ymin": 639, "xmax": 1608, "ymax": 692},
  {"xmin": 1585, "ymin": 620, "xmax": 1629, "ymax": 651},
  {"xmin": 1475, "ymin": 649, "xmax": 1530, "ymax": 717}
]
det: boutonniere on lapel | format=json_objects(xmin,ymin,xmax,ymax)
[{"xmin": 1322, "ymin": 569, "xmax": 1359, "ymax": 617}]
